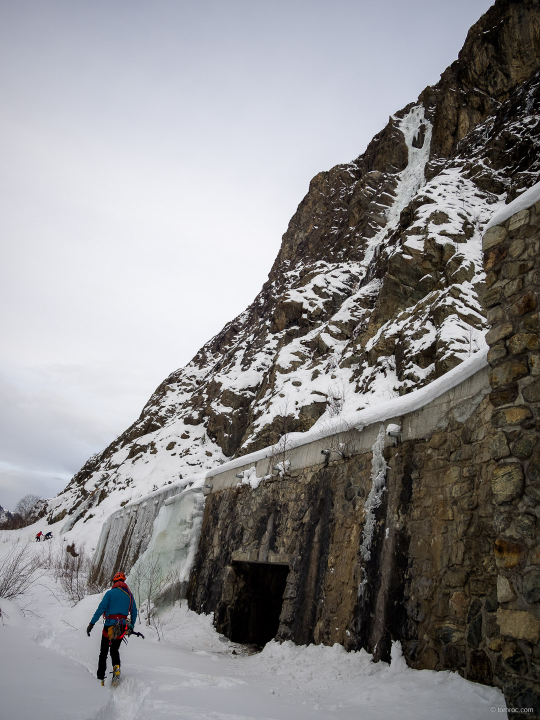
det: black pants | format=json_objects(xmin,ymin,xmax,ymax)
[{"xmin": 97, "ymin": 633, "xmax": 121, "ymax": 680}]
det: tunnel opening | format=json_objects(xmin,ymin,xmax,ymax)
[{"xmin": 227, "ymin": 561, "xmax": 289, "ymax": 646}]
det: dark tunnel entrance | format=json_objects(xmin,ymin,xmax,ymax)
[{"xmin": 228, "ymin": 561, "xmax": 289, "ymax": 646}]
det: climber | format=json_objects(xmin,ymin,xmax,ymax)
[
  {"xmin": 35, "ymin": 531, "xmax": 42, "ymax": 542},
  {"xmin": 86, "ymin": 571, "xmax": 138, "ymax": 686},
  {"xmin": 44, "ymin": 531, "xmax": 53, "ymax": 540}
]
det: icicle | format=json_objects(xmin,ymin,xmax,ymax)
[{"xmin": 358, "ymin": 424, "xmax": 388, "ymax": 597}]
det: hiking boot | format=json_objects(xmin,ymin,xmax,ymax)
[{"xmin": 111, "ymin": 665, "xmax": 121, "ymax": 687}]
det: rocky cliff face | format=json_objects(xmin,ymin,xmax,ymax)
[{"xmin": 46, "ymin": 0, "xmax": 540, "ymax": 540}]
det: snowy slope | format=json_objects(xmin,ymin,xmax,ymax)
[{"xmin": 41, "ymin": 0, "xmax": 540, "ymax": 545}]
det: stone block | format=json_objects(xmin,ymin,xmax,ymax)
[
  {"xmin": 497, "ymin": 609, "xmax": 540, "ymax": 643},
  {"xmin": 511, "ymin": 433, "xmax": 536, "ymax": 459},
  {"xmin": 484, "ymin": 286, "xmax": 503, "ymax": 308},
  {"xmin": 532, "ymin": 547, "xmax": 540, "ymax": 565},
  {"xmin": 442, "ymin": 644, "xmax": 466, "ymax": 669},
  {"xmin": 508, "ymin": 333, "xmax": 540, "ymax": 355},
  {"xmin": 528, "ymin": 445, "xmax": 540, "ymax": 483},
  {"xmin": 427, "ymin": 432, "xmax": 447, "ymax": 449},
  {"xmin": 502, "ymin": 641, "xmax": 529, "ymax": 675},
  {"xmin": 529, "ymin": 353, "xmax": 540, "ymax": 376},
  {"xmin": 485, "ymin": 590, "xmax": 498, "ymax": 613},
  {"xmin": 523, "ymin": 379, "xmax": 540, "ymax": 403},
  {"xmin": 467, "ymin": 613, "xmax": 483, "ymax": 648},
  {"xmin": 488, "ymin": 343, "xmax": 507, "ymax": 364},
  {"xmin": 487, "ymin": 304, "xmax": 505, "ymax": 325},
  {"xmin": 469, "ymin": 578, "xmax": 495, "ymax": 595},
  {"xmin": 486, "ymin": 322, "xmax": 514, "ymax": 346},
  {"xmin": 497, "ymin": 575, "xmax": 516, "ymax": 603},
  {"xmin": 489, "ymin": 637, "xmax": 504, "ymax": 651},
  {"xmin": 513, "ymin": 513, "xmax": 536, "ymax": 539},
  {"xmin": 467, "ymin": 650, "xmax": 493, "ymax": 685},
  {"xmin": 450, "ymin": 446, "xmax": 473, "ymax": 462},
  {"xmin": 450, "ymin": 591, "xmax": 468, "ymax": 617},
  {"xmin": 444, "ymin": 466, "xmax": 461, "ymax": 485},
  {"xmin": 503, "ymin": 277, "xmax": 523, "ymax": 298},
  {"xmin": 444, "ymin": 567, "xmax": 469, "ymax": 587},
  {"xmin": 489, "ymin": 386, "xmax": 519, "ymax": 407},
  {"xmin": 524, "ymin": 571, "xmax": 540, "ymax": 603},
  {"xmin": 436, "ymin": 622, "xmax": 465, "ymax": 645},
  {"xmin": 502, "ymin": 260, "xmax": 534, "ymax": 280},
  {"xmin": 523, "ymin": 313, "xmax": 540, "ymax": 332},
  {"xmin": 489, "ymin": 361, "xmax": 529, "ymax": 389},
  {"xmin": 509, "ymin": 237, "xmax": 526, "ymax": 258},
  {"xmin": 491, "ymin": 432, "xmax": 511, "ymax": 460},
  {"xmin": 507, "ymin": 208, "xmax": 530, "ymax": 231},
  {"xmin": 510, "ymin": 291, "xmax": 538, "ymax": 317},
  {"xmin": 483, "ymin": 224, "xmax": 507, "ymax": 250},
  {"xmin": 525, "ymin": 484, "xmax": 540, "ymax": 503},
  {"xmin": 494, "ymin": 537, "xmax": 527, "ymax": 569},
  {"xmin": 491, "ymin": 406, "xmax": 532, "ymax": 427},
  {"xmin": 492, "ymin": 405, "xmax": 532, "ymax": 427},
  {"xmin": 485, "ymin": 245, "xmax": 508, "ymax": 271},
  {"xmin": 492, "ymin": 463, "xmax": 524, "ymax": 504}
]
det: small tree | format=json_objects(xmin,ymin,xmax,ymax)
[
  {"xmin": 13, "ymin": 494, "xmax": 42, "ymax": 526},
  {"xmin": 0, "ymin": 542, "xmax": 46, "ymax": 600},
  {"xmin": 128, "ymin": 553, "xmax": 170, "ymax": 639}
]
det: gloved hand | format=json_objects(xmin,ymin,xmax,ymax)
[{"xmin": 87, "ymin": 623, "xmax": 94, "ymax": 637}]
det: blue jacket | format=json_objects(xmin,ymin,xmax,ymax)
[{"xmin": 91, "ymin": 583, "xmax": 137, "ymax": 627}]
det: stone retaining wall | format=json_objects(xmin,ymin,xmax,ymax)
[
  {"xmin": 188, "ymin": 369, "xmax": 498, "ymax": 674},
  {"xmin": 483, "ymin": 197, "xmax": 540, "ymax": 712}
]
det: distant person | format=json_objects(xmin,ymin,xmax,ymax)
[
  {"xmin": 86, "ymin": 571, "xmax": 137, "ymax": 686},
  {"xmin": 35, "ymin": 531, "xmax": 42, "ymax": 542},
  {"xmin": 44, "ymin": 531, "xmax": 53, "ymax": 540}
]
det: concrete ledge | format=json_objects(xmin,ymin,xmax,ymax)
[
  {"xmin": 206, "ymin": 365, "xmax": 490, "ymax": 494},
  {"xmin": 231, "ymin": 550, "xmax": 292, "ymax": 566}
]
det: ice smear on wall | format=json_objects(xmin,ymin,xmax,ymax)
[
  {"xmin": 90, "ymin": 475, "xmax": 205, "ymax": 584},
  {"xmin": 358, "ymin": 424, "xmax": 388, "ymax": 598},
  {"xmin": 360, "ymin": 425, "xmax": 388, "ymax": 562},
  {"xmin": 126, "ymin": 486, "xmax": 205, "ymax": 605}
]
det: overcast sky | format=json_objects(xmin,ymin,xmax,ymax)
[{"xmin": 0, "ymin": 0, "xmax": 495, "ymax": 510}]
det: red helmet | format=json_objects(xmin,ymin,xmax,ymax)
[{"xmin": 113, "ymin": 571, "xmax": 125, "ymax": 583}]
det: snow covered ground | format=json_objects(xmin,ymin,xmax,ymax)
[{"xmin": 0, "ymin": 536, "xmax": 507, "ymax": 720}]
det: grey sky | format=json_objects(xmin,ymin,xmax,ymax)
[{"xmin": 0, "ymin": 0, "xmax": 495, "ymax": 509}]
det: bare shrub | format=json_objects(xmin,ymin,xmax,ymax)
[
  {"xmin": 326, "ymin": 381, "xmax": 347, "ymax": 418},
  {"xmin": 265, "ymin": 401, "xmax": 294, "ymax": 478},
  {"xmin": 129, "ymin": 552, "xmax": 171, "ymax": 639},
  {"xmin": 0, "ymin": 542, "xmax": 46, "ymax": 600},
  {"xmin": 51, "ymin": 543, "xmax": 104, "ymax": 605},
  {"xmin": 317, "ymin": 382, "xmax": 355, "ymax": 461}
]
